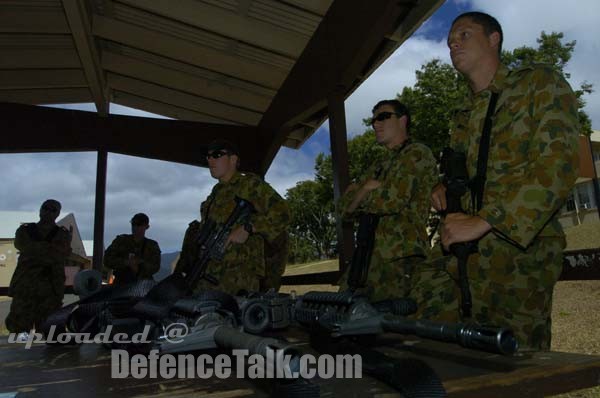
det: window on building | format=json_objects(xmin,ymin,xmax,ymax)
[
  {"xmin": 566, "ymin": 194, "xmax": 576, "ymax": 212},
  {"xmin": 577, "ymin": 185, "xmax": 591, "ymax": 209}
]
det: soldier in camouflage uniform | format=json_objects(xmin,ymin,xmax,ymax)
[
  {"xmin": 423, "ymin": 12, "xmax": 580, "ymax": 351},
  {"xmin": 176, "ymin": 140, "xmax": 290, "ymax": 295},
  {"xmin": 338, "ymin": 100, "xmax": 437, "ymax": 302},
  {"xmin": 104, "ymin": 213, "xmax": 161, "ymax": 284},
  {"xmin": 5, "ymin": 199, "xmax": 72, "ymax": 334}
]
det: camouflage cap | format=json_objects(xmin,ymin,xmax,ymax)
[{"xmin": 130, "ymin": 213, "xmax": 149, "ymax": 226}]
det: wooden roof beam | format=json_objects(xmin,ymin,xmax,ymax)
[
  {"xmin": 0, "ymin": 5, "xmax": 70, "ymax": 33},
  {"xmin": 101, "ymin": 51, "xmax": 272, "ymax": 112},
  {"xmin": 258, "ymin": 0, "xmax": 412, "ymax": 172},
  {"xmin": 62, "ymin": 0, "xmax": 109, "ymax": 115},
  {"xmin": 112, "ymin": 91, "xmax": 241, "ymax": 125},
  {"xmin": 0, "ymin": 101, "xmax": 264, "ymax": 172},
  {"xmin": 0, "ymin": 88, "xmax": 92, "ymax": 104},
  {"xmin": 106, "ymin": 73, "xmax": 262, "ymax": 125},
  {"xmin": 0, "ymin": 69, "xmax": 87, "ymax": 89},
  {"xmin": 118, "ymin": 0, "xmax": 307, "ymax": 58},
  {"xmin": 92, "ymin": 15, "xmax": 287, "ymax": 90}
]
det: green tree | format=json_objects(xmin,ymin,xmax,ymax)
[
  {"xmin": 398, "ymin": 59, "xmax": 468, "ymax": 158},
  {"xmin": 285, "ymin": 180, "xmax": 336, "ymax": 260}
]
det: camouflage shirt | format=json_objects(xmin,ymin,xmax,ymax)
[
  {"xmin": 340, "ymin": 141, "xmax": 437, "ymax": 260},
  {"xmin": 9, "ymin": 222, "xmax": 71, "ymax": 296},
  {"xmin": 179, "ymin": 171, "xmax": 290, "ymax": 294},
  {"xmin": 104, "ymin": 234, "xmax": 161, "ymax": 279},
  {"xmin": 450, "ymin": 63, "xmax": 580, "ymax": 248}
]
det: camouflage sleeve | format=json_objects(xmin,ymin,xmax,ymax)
[
  {"xmin": 139, "ymin": 239, "xmax": 161, "ymax": 278},
  {"xmin": 361, "ymin": 144, "xmax": 437, "ymax": 215},
  {"xmin": 338, "ymin": 184, "xmax": 361, "ymax": 220},
  {"xmin": 14, "ymin": 225, "xmax": 71, "ymax": 262},
  {"xmin": 103, "ymin": 235, "xmax": 130, "ymax": 270},
  {"xmin": 337, "ymin": 163, "xmax": 380, "ymax": 219},
  {"xmin": 246, "ymin": 178, "xmax": 290, "ymax": 243},
  {"xmin": 477, "ymin": 68, "xmax": 580, "ymax": 248},
  {"xmin": 175, "ymin": 221, "xmax": 200, "ymax": 273}
]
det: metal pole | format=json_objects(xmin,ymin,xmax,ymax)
[
  {"xmin": 327, "ymin": 89, "xmax": 354, "ymax": 278},
  {"xmin": 92, "ymin": 150, "xmax": 107, "ymax": 271}
]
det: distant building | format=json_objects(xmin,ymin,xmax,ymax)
[
  {"xmin": 0, "ymin": 211, "xmax": 91, "ymax": 292},
  {"xmin": 559, "ymin": 131, "xmax": 600, "ymax": 228}
]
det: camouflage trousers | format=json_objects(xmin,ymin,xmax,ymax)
[
  {"xmin": 410, "ymin": 235, "xmax": 565, "ymax": 351},
  {"xmin": 5, "ymin": 278, "xmax": 64, "ymax": 333},
  {"xmin": 338, "ymin": 255, "xmax": 425, "ymax": 302}
]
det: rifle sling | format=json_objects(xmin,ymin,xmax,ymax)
[
  {"xmin": 470, "ymin": 91, "xmax": 500, "ymax": 213},
  {"xmin": 458, "ymin": 90, "xmax": 500, "ymax": 318}
]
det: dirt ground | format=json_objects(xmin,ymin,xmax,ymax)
[{"xmin": 548, "ymin": 280, "xmax": 600, "ymax": 397}]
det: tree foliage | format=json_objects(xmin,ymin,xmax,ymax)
[
  {"xmin": 398, "ymin": 59, "xmax": 468, "ymax": 158},
  {"xmin": 285, "ymin": 180, "xmax": 336, "ymax": 261}
]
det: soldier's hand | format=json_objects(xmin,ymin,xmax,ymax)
[
  {"xmin": 344, "ymin": 183, "xmax": 359, "ymax": 194},
  {"xmin": 431, "ymin": 183, "xmax": 447, "ymax": 211},
  {"xmin": 225, "ymin": 226, "xmax": 250, "ymax": 249},
  {"xmin": 128, "ymin": 254, "xmax": 140, "ymax": 273},
  {"xmin": 441, "ymin": 213, "xmax": 491, "ymax": 250},
  {"xmin": 362, "ymin": 179, "xmax": 381, "ymax": 192}
]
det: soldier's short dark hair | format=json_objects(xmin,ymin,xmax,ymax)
[
  {"xmin": 41, "ymin": 199, "xmax": 61, "ymax": 212},
  {"xmin": 452, "ymin": 11, "xmax": 503, "ymax": 55},
  {"xmin": 131, "ymin": 213, "xmax": 149, "ymax": 226},
  {"xmin": 372, "ymin": 99, "xmax": 411, "ymax": 132}
]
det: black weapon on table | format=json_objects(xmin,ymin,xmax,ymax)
[
  {"xmin": 156, "ymin": 295, "xmax": 319, "ymax": 398},
  {"xmin": 236, "ymin": 290, "xmax": 295, "ymax": 334},
  {"xmin": 133, "ymin": 197, "xmax": 255, "ymax": 320},
  {"xmin": 440, "ymin": 147, "xmax": 477, "ymax": 318},
  {"xmin": 296, "ymin": 290, "xmax": 517, "ymax": 356}
]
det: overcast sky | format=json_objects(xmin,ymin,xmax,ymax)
[{"xmin": 1, "ymin": 0, "xmax": 598, "ymax": 253}]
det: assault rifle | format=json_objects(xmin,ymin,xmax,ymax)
[
  {"xmin": 440, "ymin": 147, "xmax": 477, "ymax": 318},
  {"xmin": 237, "ymin": 290, "xmax": 518, "ymax": 356},
  {"xmin": 132, "ymin": 197, "xmax": 255, "ymax": 320}
]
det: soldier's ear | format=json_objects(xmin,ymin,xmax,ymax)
[{"xmin": 489, "ymin": 31, "xmax": 500, "ymax": 51}]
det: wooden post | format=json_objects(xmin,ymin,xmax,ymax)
[
  {"xmin": 327, "ymin": 89, "xmax": 354, "ymax": 278},
  {"xmin": 587, "ymin": 135, "xmax": 600, "ymax": 221},
  {"xmin": 93, "ymin": 150, "xmax": 107, "ymax": 271}
]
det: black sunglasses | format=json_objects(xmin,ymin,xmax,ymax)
[
  {"xmin": 206, "ymin": 150, "xmax": 230, "ymax": 160},
  {"xmin": 41, "ymin": 205, "xmax": 59, "ymax": 212},
  {"xmin": 370, "ymin": 111, "xmax": 402, "ymax": 126}
]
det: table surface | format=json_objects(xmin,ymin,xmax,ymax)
[{"xmin": 1, "ymin": 330, "xmax": 599, "ymax": 398}]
